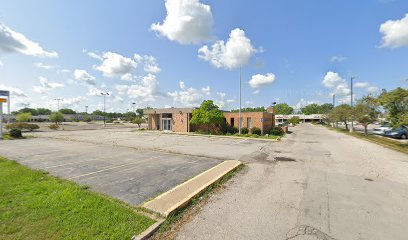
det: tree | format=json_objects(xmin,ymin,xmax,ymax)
[
  {"xmin": 231, "ymin": 107, "xmax": 266, "ymax": 112},
  {"xmin": 92, "ymin": 110, "xmax": 105, "ymax": 116},
  {"xmin": 301, "ymin": 103, "xmax": 321, "ymax": 115},
  {"xmin": 132, "ymin": 117, "xmax": 145, "ymax": 128},
  {"xmin": 190, "ymin": 100, "xmax": 224, "ymax": 133},
  {"xmin": 274, "ymin": 103, "xmax": 294, "ymax": 115},
  {"xmin": 16, "ymin": 113, "xmax": 32, "ymax": 122},
  {"xmin": 319, "ymin": 103, "xmax": 334, "ymax": 114},
  {"xmin": 353, "ymin": 96, "xmax": 379, "ymax": 135},
  {"xmin": 36, "ymin": 108, "xmax": 52, "ymax": 115},
  {"xmin": 377, "ymin": 87, "xmax": 408, "ymax": 126},
  {"xmin": 84, "ymin": 116, "xmax": 92, "ymax": 123},
  {"xmin": 49, "ymin": 112, "xmax": 64, "ymax": 125},
  {"xmin": 397, "ymin": 112, "xmax": 408, "ymax": 127},
  {"xmin": 136, "ymin": 108, "xmax": 144, "ymax": 117},
  {"xmin": 328, "ymin": 104, "xmax": 353, "ymax": 130},
  {"xmin": 59, "ymin": 108, "xmax": 76, "ymax": 114},
  {"xmin": 288, "ymin": 116, "xmax": 301, "ymax": 125},
  {"xmin": 18, "ymin": 108, "xmax": 38, "ymax": 116}
]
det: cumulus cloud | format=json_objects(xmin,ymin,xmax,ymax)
[
  {"xmin": 0, "ymin": 23, "xmax": 58, "ymax": 57},
  {"xmin": 248, "ymin": 73, "xmax": 276, "ymax": 88},
  {"xmin": 322, "ymin": 71, "xmax": 351, "ymax": 96},
  {"xmin": 86, "ymin": 86, "xmax": 109, "ymax": 96},
  {"xmin": 0, "ymin": 60, "xmax": 3, "ymax": 66},
  {"xmin": 32, "ymin": 76, "xmax": 64, "ymax": 94},
  {"xmin": 294, "ymin": 98, "xmax": 316, "ymax": 110},
  {"xmin": 124, "ymin": 73, "xmax": 161, "ymax": 102},
  {"xmin": 380, "ymin": 13, "xmax": 408, "ymax": 48},
  {"xmin": 34, "ymin": 62, "xmax": 56, "ymax": 70},
  {"xmin": 367, "ymin": 86, "xmax": 380, "ymax": 94},
  {"xmin": 151, "ymin": 0, "xmax": 214, "ymax": 44},
  {"xmin": 74, "ymin": 69, "xmax": 96, "ymax": 85},
  {"xmin": 198, "ymin": 28, "xmax": 258, "ymax": 70},
  {"xmin": 167, "ymin": 81, "xmax": 210, "ymax": 106},
  {"xmin": 0, "ymin": 84, "xmax": 30, "ymax": 112},
  {"xmin": 60, "ymin": 96, "xmax": 87, "ymax": 108},
  {"xmin": 82, "ymin": 49, "xmax": 103, "ymax": 61},
  {"xmin": 143, "ymin": 55, "xmax": 161, "ymax": 74},
  {"xmin": 121, "ymin": 73, "xmax": 134, "ymax": 81},
  {"xmin": 215, "ymin": 92, "xmax": 235, "ymax": 109},
  {"xmin": 95, "ymin": 52, "xmax": 139, "ymax": 78}
]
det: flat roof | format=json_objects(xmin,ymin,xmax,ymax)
[{"xmin": 145, "ymin": 108, "xmax": 196, "ymax": 114}]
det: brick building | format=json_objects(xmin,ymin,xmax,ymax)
[{"xmin": 145, "ymin": 106, "xmax": 275, "ymax": 134}]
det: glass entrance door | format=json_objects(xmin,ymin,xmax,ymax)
[{"xmin": 162, "ymin": 119, "xmax": 172, "ymax": 131}]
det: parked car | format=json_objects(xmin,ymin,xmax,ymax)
[
  {"xmin": 372, "ymin": 124, "xmax": 393, "ymax": 135},
  {"xmin": 384, "ymin": 126, "xmax": 407, "ymax": 139}
]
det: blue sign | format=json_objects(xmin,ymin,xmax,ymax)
[
  {"xmin": 261, "ymin": 118, "xmax": 264, "ymax": 123},
  {"xmin": 0, "ymin": 90, "xmax": 9, "ymax": 96}
]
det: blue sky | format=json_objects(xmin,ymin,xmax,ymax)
[{"xmin": 0, "ymin": 0, "xmax": 407, "ymax": 113}]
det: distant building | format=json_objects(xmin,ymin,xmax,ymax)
[
  {"xmin": 145, "ymin": 106, "xmax": 276, "ymax": 133},
  {"xmin": 4, "ymin": 114, "xmax": 105, "ymax": 122},
  {"xmin": 275, "ymin": 114, "xmax": 323, "ymax": 124}
]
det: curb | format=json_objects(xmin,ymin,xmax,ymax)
[
  {"xmin": 131, "ymin": 219, "xmax": 165, "ymax": 240},
  {"xmin": 142, "ymin": 160, "xmax": 242, "ymax": 217}
]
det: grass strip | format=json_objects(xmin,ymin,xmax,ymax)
[{"xmin": 0, "ymin": 157, "xmax": 155, "ymax": 240}]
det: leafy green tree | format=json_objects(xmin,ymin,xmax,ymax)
[
  {"xmin": 190, "ymin": 100, "xmax": 224, "ymax": 133},
  {"xmin": 319, "ymin": 103, "xmax": 334, "ymax": 114},
  {"xmin": 49, "ymin": 112, "xmax": 64, "ymax": 125},
  {"xmin": 274, "ymin": 103, "xmax": 294, "ymax": 115},
  {"xmin": 301, "ymin": 103, "xmax": 321, "ymax": 115},
  {"xmin": 136, "ymin": 108, "xmax": 144, "ymax": 117},
  {"xmin": 18, "ymin": 108, "xmax": 38, "ymax": 116},
  {"xmin": 36, "ymin": 108, "xmax": 52, "ymax": 115},
  {"xmin": 353, "ymin": 96, "xmax": 380, "ymax": 135},
  {"xmin": 84, "ymin": 116, "xmax": 92, "ymax": 123},
  {"xmin": 397, "ymin": 113, "xmax": 408, "ymax": 127},
  {"xmin": 328, "ymin": 104, "xmax": 353, "ymax": 130},
  {"xmin": 132, "ymin": 117, "xmax": 145, "ymax": 128},
  {"xmin": 16, "ymin": 113, "xmax": 32, "ymax": 122},
  {"xmin": 92, "ymin": 110, "xmax": 105, "ymax": 116},
  {"xmin": 59, "ymin": 108, "xmax": 76, "ymax": 114},
  {"xmin": 288, "ymin": 116, "xmax": 301, "ymax": 125},
  {"xmin": 377, "ymin": 87, "xmax": 408, "ymax": 125}
]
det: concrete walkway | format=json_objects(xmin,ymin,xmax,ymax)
[
  {"xmin": 143, "ymin": 160, "xmax": 241, "ymax": 217},
  {"xmin": 176, "ymin": 124, "xmax": 408, "ymax": 240}
]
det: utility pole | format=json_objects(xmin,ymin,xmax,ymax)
[
  {"xmin": 350, "ymin": 77, "xmax": 355, "ymax": 132},
  {"xmin": 100, "ymin": 92, "xmax": 109, "ymax": 127},
  {"xmin": 239, "ymin": 67, "xmax": 242, "ymax": 135},
  {"xmin": 85, "ymin": 106, "xmax": 88, "ymax": 114},
  {"xmin": 132, "ymin": 102, "xmax": 136, "ymax": 114},
  {"xmin": 332, "ymin": 94, "xmax": 335, "ymax": 108},
  {"xmin": 54, "ymin": 98, "xmax": 62, "ymax": 112}
]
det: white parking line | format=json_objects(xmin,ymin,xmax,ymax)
[{"xmin": 67, "ymin": 155, "xmax": 164, "ymax": 180}]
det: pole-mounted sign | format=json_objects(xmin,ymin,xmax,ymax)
[{"xmin": 0, "ymin": 90, "xmax": 10, "ymax": 133}]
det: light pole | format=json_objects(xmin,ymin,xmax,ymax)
[
  {"xmin": 85, "ymin": 106, "xmax": 88, "ymax": 114},
  {"xmin": 239, "ymin": 66, "xmax": 242, "ymax": 135},
  {"xmin": 54, "ymin": 98, "xmax": 62, "ymax": 112},
  {"xmin": 100, "ymin": 92, "xmax": 109, "ymax": 127},
  {"xmin": 132, "ymin": 102, "xmax": 136, "ymax": 114},
  {"xmin": 350, "ymin": 77, "xmax": 355, "ymax": 132},
  {"xmin": 332, "ymin": 93, "xmax": 335, "ymax": 108}
]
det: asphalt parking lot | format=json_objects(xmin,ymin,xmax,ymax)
[{"xmin": 0, "ymin": 137, "xmax": 221, "ymax": 205}]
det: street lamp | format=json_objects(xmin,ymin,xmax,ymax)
[
  {"xmin": 100, "ymin": 92, "xmax": 109, "ymax": 127},
  {"xmin": 239, "ymin": 67, "xmax": 242, "ymax": 135},
  {"xmin": 132, "ymin": 102, "xmax": 136, "ymax": 114},
  {"xmin": 85, "ymin": 106, "xmax": 88, "ymax": 114},
  {"xmin": 54, "ymin": 98, "xmax": 63, "ymax": 112},
  {"xmin": 350, "ymin": 77, "xmax": 355, "ymax": 132}
]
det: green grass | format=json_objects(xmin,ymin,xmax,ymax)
[
  {"xmin": 0, "ymin": 157, "xmax": 155, "ymax": 240},
  {"xmin": 328, "ymin": 127, "xmax": 408, "ymax": 154}
]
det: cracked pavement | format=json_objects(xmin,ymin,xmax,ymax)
[{"xmin": 176, "ymin": 124, "xmax": 408, "ymax": 240}]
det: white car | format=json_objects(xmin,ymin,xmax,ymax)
[{"xmin": 372, "ymin": 125, "xmax": 393, "ymax": 135}]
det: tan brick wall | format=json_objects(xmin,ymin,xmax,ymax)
[
  {"xmin": 172, "ymin": 112, "xmax": 189, "ymax": 132},
  {"xmin": 149, "ymin": 114, "xmax": 159, "ymax": 130}
]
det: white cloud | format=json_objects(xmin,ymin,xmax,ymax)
[
  {"xmin": 215, "ymin": 92, "xmax": 234, "ymax": 109},
  {"xmin": 60, "ymin": 96, "xmax": 87, "ymax": 108},
  {"xmin": 330, "ymin": 55, "xmax": 345, "ymax": 62},
  {"xmin": 32, "ymin": 76, "xmax": 64, "ymax": 94},
  {"xmin": 127, "ymin": 73, "xmax": 160, "ymax": 102},
  {"xmin": 34, "ymin": 62, "xmax": 56, "ymax": 70},
  {"xmin": 74, "ymin": 69, "xmax": 96, "ymax": 85},
  {"xmin": 0, "ymin": 84, "xmax": 27, "ymax": 98},
  {"xmin": 322, "ymin": 71, "xmax": 351, "ymax": 97},
  {"xmin": 86, "ymin": 86, "xmax": 110, "ymax": 96},
  {"xmin": 143, "ymin": 55, "xmax": 161, "ymax": 74},
  {"xmin": 121, "ymin": 73, "xmax": 134, "ymax": 81},
  {"xmin": 151, "ymin": 0, "xmax": 214, "ymax": 44},
  {"xmin": 114, "ymin": 84, "xmax": 129, "ymax": 95},
  {"xmin": 0, "ymin": 22, "xmax": 58, "ymax": 57},
  {"xmin": 0, "ymin": 60, "xmax": 3, "ymax": 66},
  {"xmin": 167, "ymin": 81, "xmax": 210, "ymax": 106},
  {"xmin": 82, "ymin": 49, "xmax": 103, "ymax": 61},
  {"xmin": 248, "ymin": 73, "xmax": 276, "ymax": 88},
  {"xmin": 198, "ymin": 28, "xmax": 258, "ymax": 70},
  {"xmin": 0, "ymin": 84, "xmax": 30, "ymax": 112},
  {"xmin": 380, "ymin": 13, "xmax": 408, "ymax": 48},
  {"xmin": 354, "ymin": 82, "xmax": 369, "ymax": 88},
  {"xmin": 95, "ymin": 52, "xmax": 139, "ymax": 78},
  {"xmin": 294, "ymin": 98, "xmax": 316, "ymax": 110},
  {"xmin": 367, "ymin": 86, "xmax": 380, "ymax": 94}
]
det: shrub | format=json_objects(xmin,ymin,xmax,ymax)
[
  {"xmin": 251, "ymin": 134, "xmax": 259, "ymax": 138},
  {"xmin": 229, "ymin": 126, "xmax": 239, "ymax": 134},
  {"xmin": 241, "ymin": 127, "xmax": 249, "ymax": 134},
  {"xmin": 5, "ymin": 123, "xmax": 39, "ymax": 131},
  {"xmin": 49, "ymin": 124, "xmax": 59, "ymax": 130},
  {"xmin": 16, "ymin": 112, "xmax": 32, "ymax": 122},
  {"xmin": 49, "ymin": 112, "xmax": 64, "ymax": 124},
  {"xmin": 106, "ymin": 119, "xmax": 114, "ymax": 123},
  {"xmin": 84, "ymin": 117, "xmax": 92, "ymax": 123},
  {"xmin": 270, "ymin": 127, "xmax": 284, "ymax": 136},
  {"xmin": 251, "ymin": 127, "xmax": 261, "ymax": 135},
  {"xmin": 9, "ymin": 128, "xmax": 22, "ymax": 138}
]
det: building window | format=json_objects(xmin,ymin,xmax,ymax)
[
  {"xmin": 231, "ymin": 118, "xmax": 235, "ymax": 127},
  {"xmin": 247, "ymin": 117, "xmax": 252, "ymax": 128}
]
